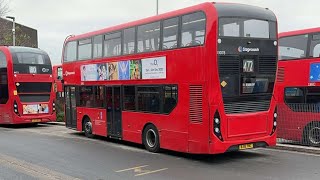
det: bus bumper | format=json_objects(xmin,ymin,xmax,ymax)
[
  {"xmin": 12, "ymin": 114, "xmax": 56, "ymax": 124},
  {"xmin": 209, "ymin": 133, "xmax": 276, "ymax": 154}
]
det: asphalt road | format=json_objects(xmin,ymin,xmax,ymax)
[{"xmin": 0, "ymin": 123, "xmax": 319, "ymax": 180}]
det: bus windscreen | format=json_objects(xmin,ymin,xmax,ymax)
[{"xmin": 15, "ymin": 52, "xmax": 50, "ymax": 65}]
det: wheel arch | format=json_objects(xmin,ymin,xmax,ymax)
[{"xmin": 81, "ymin": 115, "xmax": 91, "ymax": 131}]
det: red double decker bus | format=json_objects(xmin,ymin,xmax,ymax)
[
  {"xmin": 53, "ymin": 65, "xmax": 64, "ymax": 98},
  {"xmin": 278, "ymin": 28, "xmax": 320, "ymax": 146},
  {"xmin": 0, "ymin": 46, "xmax": 56, "ymax": 124},
  {"xmin": 62, "ymin": 2, "xmax": 278, "ymax": 154}
]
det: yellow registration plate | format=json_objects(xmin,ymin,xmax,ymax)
[
  {"xmin": 32, "ymin": 119, "xmax": 41, "ymax": 123},
  {"xmin": 239, "ymin": 143, "xmax": 254, "ymax": 150}
]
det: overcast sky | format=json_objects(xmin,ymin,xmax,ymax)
[{"xmin": 6, "ymin": 0, "xmax": 320, "ymax": 64}]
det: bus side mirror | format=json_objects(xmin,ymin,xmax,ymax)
[{"xmin": 61, "ymin": 79, "xmax": 64, "ymax": 83}]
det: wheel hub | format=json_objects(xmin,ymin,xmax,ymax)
[
  {"xmin": 309, "ymin": 126, "xmax": 320, "ymax": 145},
  {"xmin": 146, "ymin": 129, "xmax": 156, "ymax": 148}
]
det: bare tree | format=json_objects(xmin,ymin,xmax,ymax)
[{"xmin": 0, "ymin": 0, "xmax": 9, "ymax": 17}]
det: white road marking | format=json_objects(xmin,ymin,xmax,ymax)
[{"xmin": 115, "ymin": 165, "xmax": 149, "ymax": 172}]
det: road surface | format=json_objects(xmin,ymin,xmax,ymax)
[{"xmin": 0, "ymin": 123, "xmax": 319, "ymax": 180}]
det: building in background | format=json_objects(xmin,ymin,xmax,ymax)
[{"xmin": 0, "ymin": 18, "xmax": 37, "ymax": 47}]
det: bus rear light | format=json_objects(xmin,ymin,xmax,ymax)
[
  {"xmin": 271, "ymin": 107, "xmax": 277, "ymax": 135},
  {"xmin": 213, "ymin": 111, "xmax": 223, "ymax": 141},
  {"xmin": 13, "ymin": 101, "xmax": 20, "ymax": 116},
  {"xmin": 53, "ymin": 102, "xmax": 56, "ymax": 112}
]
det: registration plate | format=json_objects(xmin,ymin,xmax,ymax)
[
  {"xmin": 32, "ymin": 119, "xmax": 41, "ymax": 123},
  {"xmin": 239, "ymin": 143, "xmax": 254, "ymax": 150}
]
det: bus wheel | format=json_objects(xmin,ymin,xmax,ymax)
[
  {"xmin": 83, "ymin": 118, "xmax": 94, "ymax": 138},
  {"xmin": 143, "ymin": 124, "xmax": 160, "ymax": 153},
  {"xmin": 303, "ymin": 122, "xmax": 320, "ymax": 147}
]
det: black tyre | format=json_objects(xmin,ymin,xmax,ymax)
[
  {"xmin": 303, "ymin": 122, "xmax": 320, "ymax": 147},
  {"xmin": 83, "ymin": 118, "xmax": 94, "ymax": 138},
  {"xmin": 143, "ymin": 124, "xmax": 160, "ymax": 153}
]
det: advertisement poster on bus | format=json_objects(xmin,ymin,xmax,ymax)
[
  {"xmin": 81, "ymin": 64, "xmax": 98, "ymax": 81},
  {"xmin": 118, "ymin": 61, "xmax": 130, "ymax": 80},
  {"xmin": 108, "ymin": 62, "xmax": 119, "ymax": 80},
  {"xmin": 97, "ymin": 63, "xmax": 108, "ymax": 80},
  {"xmin": 23, "ymin": 104, "xmax": 49, "ymax": 114},
  {"xmin": 141, "ymin": 56, "xmax": 166, "ymax": 79},
  {"xmin": 130, "ymin": 60, "xmax": 142, "ymax": 80},
  {"xmin": 309, "ymin": 63, "xmax": 320, "ymax": 82}
]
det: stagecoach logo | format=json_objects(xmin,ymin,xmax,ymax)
[
  {"xmin": 238, "ymin": 46, "xmax": 260, "ymax": 53},
  {"xmin": 42, "ymin": 68, "xmax": 50, "ymax": 73},
  {"xmin": 65, "ymin": 71, "xmax": 75, "ymax": 76},
  {"xmin": 243, "ymin": 59, "xmax": 254, "ymax": 73}
]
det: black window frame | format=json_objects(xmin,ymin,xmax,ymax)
[
  {"xmin": 93, "ymin": 35, "xmax": 103, "ymax": 59},
  {"xmin": 123, "ymin": 27, "xmax": 137, "ymax": 55},
  {"xmin": 137, "ymin": 21, "xmax": 161, "ymax": 53},
  {"xmin": 63, "ymin": 10, "xmax": 207, "ymax": 62},
  {"xmin": 279, "ymin": 34, "xmax": 310, "ymax": 61},
  {"xmin": 218, "ymin": 17, "xmax": 275, "ymax": 39},
  {"xmin": 180, "ymin": 11, "xmax": 207, "ymax": 48},
  {"xmin": 78, "ymin": 38, "xmax": 93, "ymax": 61},
  {"xmin": 64, "ymin": 41, "xmax": 78, "ymax": 62},
  {"xmin": 104, "ymin": 31, "xmax": 122, "ymax": 58},
  {"xmin": 162, "ymin": 16, "xmax": 180, "ymax": 50},
  {"xmin": 0, "ymin": 51, "xmax": 8, "ymax": 104},
  {"xmin": 122, "ymin": 84, "xmax": 178, "ymax": 114}
]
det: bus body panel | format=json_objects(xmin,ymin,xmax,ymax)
[
  {"xmin": 0, "ymin": 46, "xmax": 56, "ymax": 124},
  {"xmin": 278, "ymin": 28, "xmax": 320, "ymax": 144},
  {"xmin": 62, "ymin": 2, "xmax": 277, "ymax": 154}
]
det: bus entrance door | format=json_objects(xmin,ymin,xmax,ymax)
[
  {"xmin": 106, "ymin": 86, "xmax": 122, "ymax": 138},
  {"xmin": 65, "ymin": 86, "xmax": 77, "ymax": 129}
]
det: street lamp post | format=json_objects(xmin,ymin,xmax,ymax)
[
  {"xmin": 156, "ymin": 0, "xmax": 159, "ymax": 15},
  {"xmin": 6, "ymin": 16, "xmax": 16, "ymax": 46}
]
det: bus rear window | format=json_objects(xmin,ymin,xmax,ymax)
[{"xmin": 219, "ymin": 18, "xmax": 273, "ymax": 39}]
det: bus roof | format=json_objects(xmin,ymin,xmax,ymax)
[
  {"xmin": 279, "ymin": 27, "xmax": 320, "ymax": 38},
  {"xmin": 66, "ymin": 2, "xmax": 276, "ymax": 42},
  {"xmin": 7, "ymin": 46, "xmax": 48, "ymax": 55},
  {"xmin": 215, "ymin": 3, "xmax": 276, "ymax": 21}
]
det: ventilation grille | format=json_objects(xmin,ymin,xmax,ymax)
[
  {"xmin": 277, "ymin": 67, "xmax": 285, "ymax": 82},
  {"xmin": 218, "ymin": 56, "xmax": 240, "ymax": 74},
  {"xmin": 189, "ymin": 85, "xmax": 203, "ymax": 123},
  {"xmin": 259, "ymin": 56, "xmax": 277, "ymax": 74},
  {"xmin": 224, "ymin": 100, "xmax": 270, "ymax": 114}
]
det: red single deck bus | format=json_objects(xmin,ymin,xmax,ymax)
[
  {"xmin": 0, "ymin": 46, "xmax": 56, "ymax": 124},
  {"xmin": 278, "ymin": 28, "xmax": 320, "ymax": 146},
  {"xmin": 53, "ymin": 65, "xmax": 64, "ymax": 98},
  {"xmin": 62, "ymin": 2, "xmax": 278, "ymax": 154}
]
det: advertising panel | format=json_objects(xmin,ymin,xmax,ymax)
[{"xmin": 23, "ymin": 104, "xmax": 49, "ymax": 114}]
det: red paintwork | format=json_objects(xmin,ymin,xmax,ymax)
[
  {"xmin": 62, "ymin": 2, "xmax": 277, "ymax": 154},
  {"xmin": 277, "ymin": 28, "xmax": 320, "ymax": 142},
  {"xmin": 53, "ymin": 65, "xmax": 63, "ymax": 93},
  {"xmin": 0, "ymin": 46, "xmax": 56, "ymax": 124}
]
